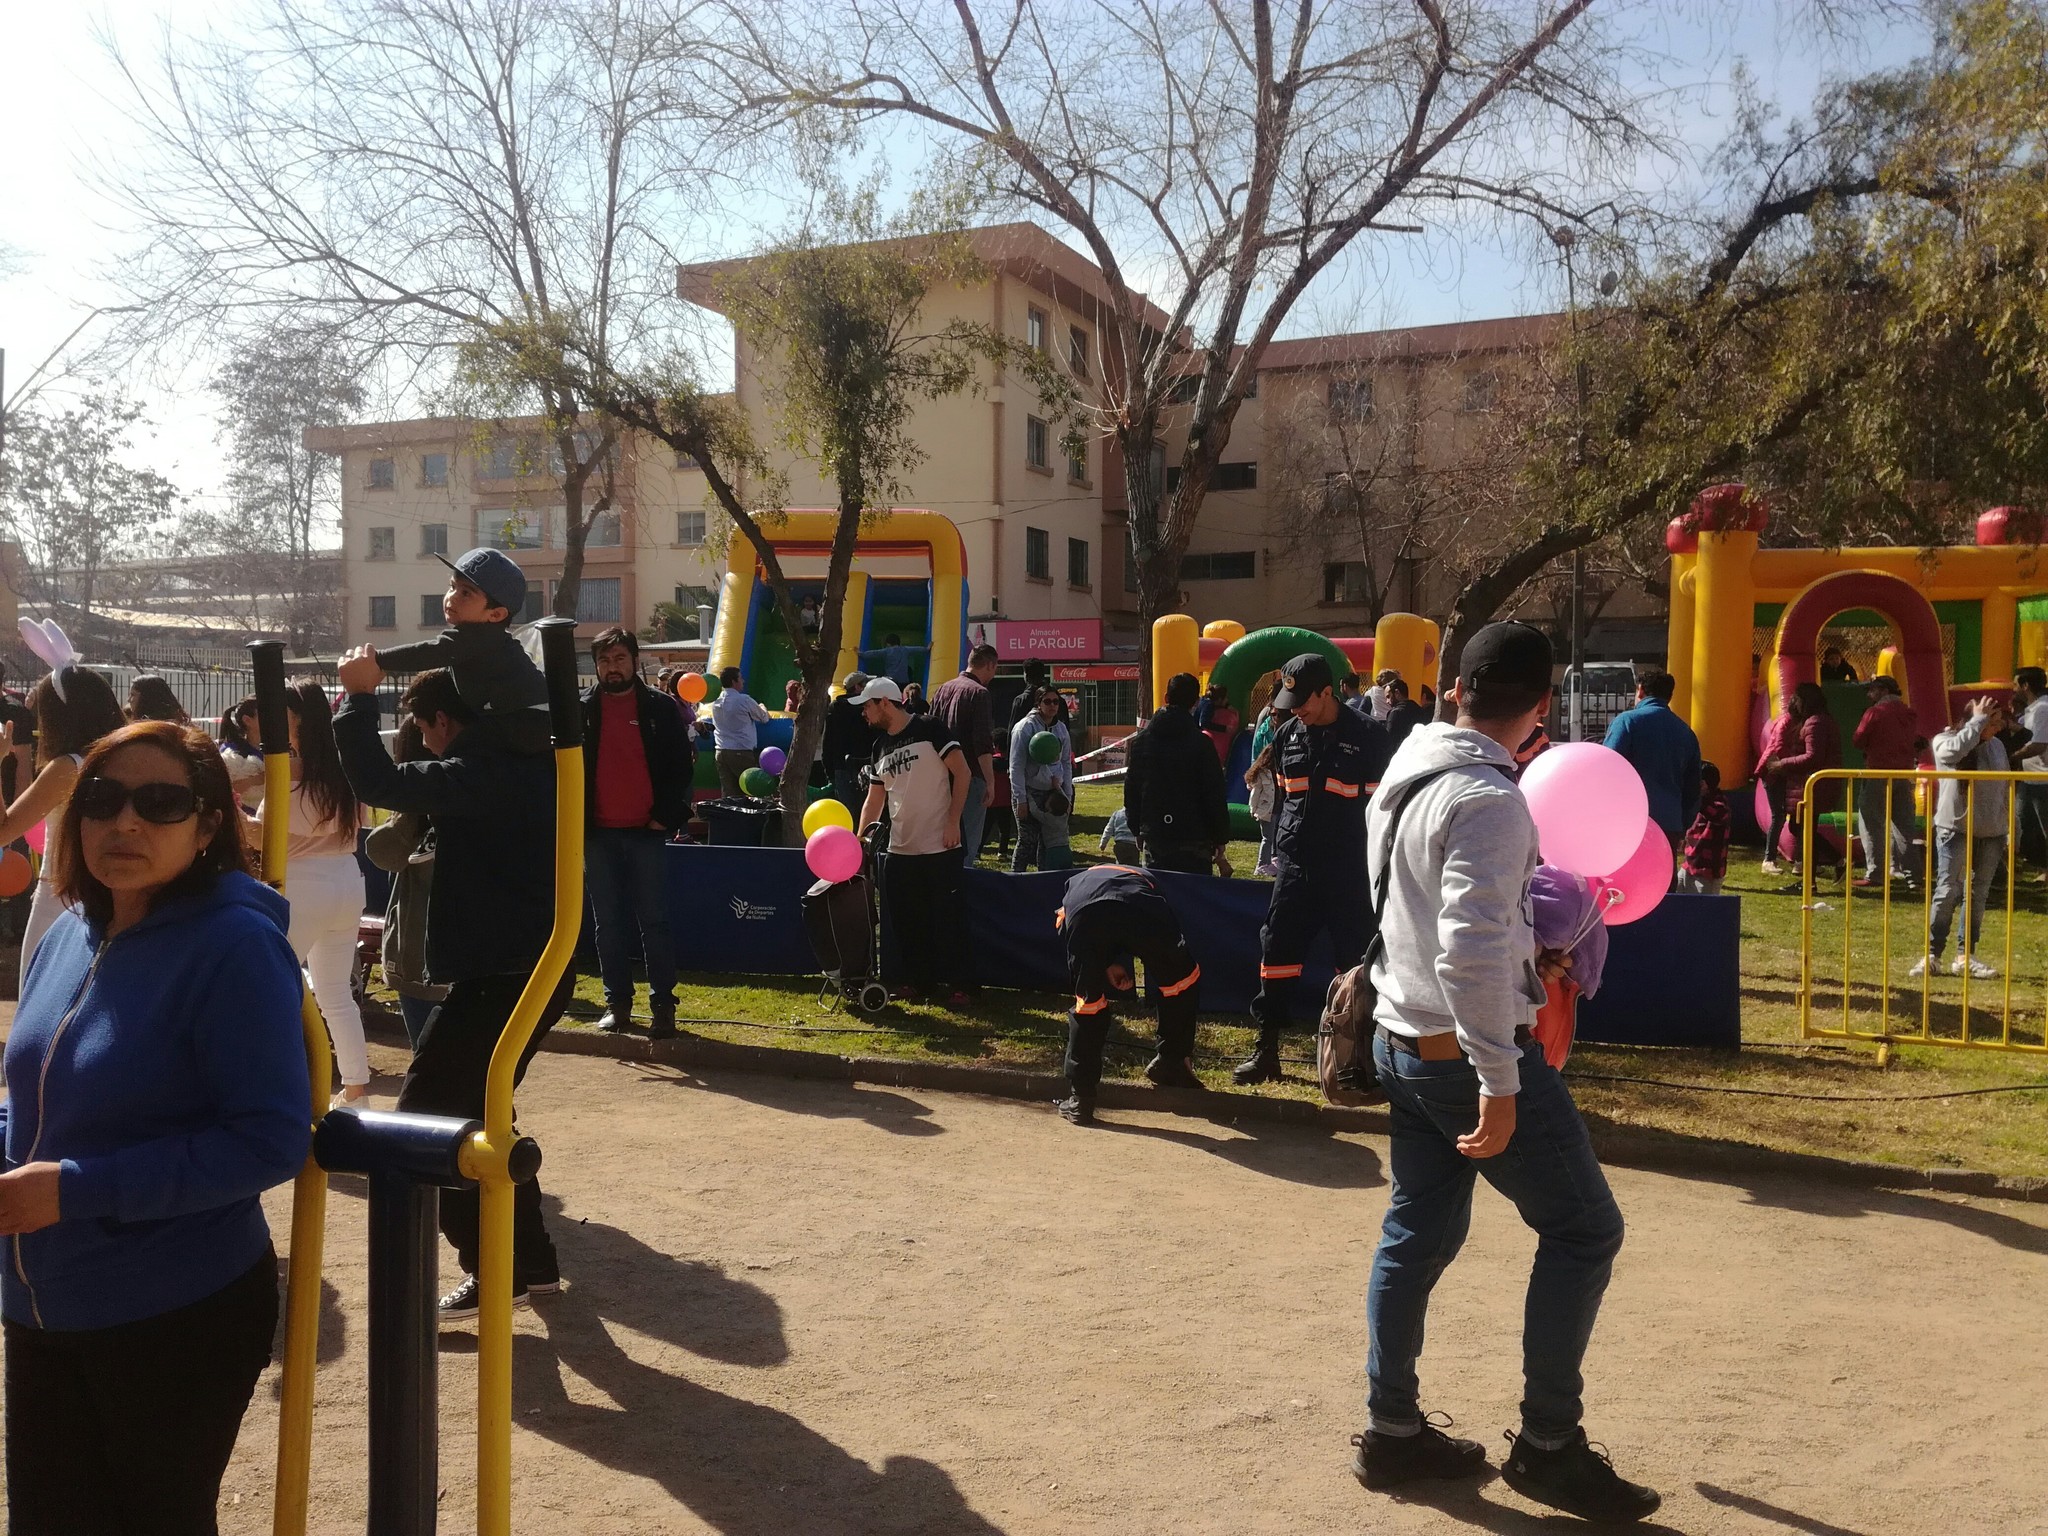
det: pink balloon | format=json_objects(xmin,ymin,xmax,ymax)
[
  {"xmin": 804, "ymin": 824, "xmax": 863, "ymax": 884},
  {"xmin": 1594, "ymin": 817, "xmax": 1673, "ymax": 927},
  {"xmin": 1519, "ymin": 743, "xmax": 1649, "ymax": 876},
  {"xmin": 25, "ymin": 820, "xmax": 44, "ymax": 857}
]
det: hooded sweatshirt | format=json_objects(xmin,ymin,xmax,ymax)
[
  {"xmin": 1366, "ymin": 722, "xmax": 1545, "ymax": 1098},
  {"xmin": 1, "ymin": 870, "xmax": 310, "ymax": 1331}
]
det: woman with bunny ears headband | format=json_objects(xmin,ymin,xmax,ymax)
[{"xmin": 0, "ymin": 621, "xmax": 127, "ymax": 981}]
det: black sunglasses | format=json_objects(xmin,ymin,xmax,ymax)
[{"xmin": 75, "ymin": 777, "xmax": 203, "ymax": 824}]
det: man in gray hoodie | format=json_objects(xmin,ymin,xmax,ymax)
[{"xmin": 1350, "ymin": 621, "xmax": 1658, "ymax": 1525}]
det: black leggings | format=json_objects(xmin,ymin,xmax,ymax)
[{"xmin": 5, "ymin": 1248, "xmax": 278, "ymax": 1536}]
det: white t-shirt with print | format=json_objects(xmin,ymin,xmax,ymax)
[{"xmin": 867, "ymin": 716, "xmax": 962, "ymax": 855}]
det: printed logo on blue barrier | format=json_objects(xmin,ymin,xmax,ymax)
[{"xmin": 730, "ymin": 897, "xmax": 776, "ymax": 922}]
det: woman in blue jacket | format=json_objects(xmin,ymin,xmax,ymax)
[{"xmin": 0, "ymin": 720, "xmax": 310, "ymax": 1535}]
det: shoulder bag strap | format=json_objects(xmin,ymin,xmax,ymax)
[{"xmin": 1361, "ymin": 767, "xmax": 1463, "ymax": 969}]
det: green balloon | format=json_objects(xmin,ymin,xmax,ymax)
[
  {"xmin": 740, "ymin": 766, "xmax": 777, "ymax": 797},
  {"xmin": 1028, "ymin": 730, "xmax": 1062, "ymax": 765}
]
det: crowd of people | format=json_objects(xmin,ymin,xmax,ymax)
[{"xmin": 21, "ymin": 564, "xmax": 2048, "ymax": 1528}]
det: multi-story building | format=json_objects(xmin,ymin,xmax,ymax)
[{"xmin": 316, "ymin": 222, "xmax": 1636, "ymax": 669}]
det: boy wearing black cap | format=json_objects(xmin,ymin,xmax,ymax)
[
  {"xmin": 351, "ymin": 547, "xmax": 551, "ymax": 755},
  {"xmin": 1350, "ymin": 621, "xmax": 1657, "ymax": 1524},
  {"xmin": 1233, "ymin": 651, "xmax": 1393, "ymax": 1085}
]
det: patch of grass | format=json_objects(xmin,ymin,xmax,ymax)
[{"xmin": 374, "ymin": 782, "xmax": 2048, "ymax": 1180}]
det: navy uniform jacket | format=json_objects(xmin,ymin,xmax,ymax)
[
  {"xmin": 1056, "ymin": 864, "xmax": 1198, "ymax": 1010},
  {"xmin": 1272, "ymin": 706, "xmax": 1393, "ymax": 877}
]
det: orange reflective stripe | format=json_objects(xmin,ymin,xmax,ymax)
[
  {"xmin": 1073, "ymin": 996, "xmax": 1110, "ymax": 1015},
  {"xmin": 1158, "ymin": 964, "xmax": 1201, "ymax": 997},
  {"xmin": 1323, "ymin": 780, "xmax": 1360, "ymax": 798},
  {"xmin": 1259, "ymin": 963, "xmax": 1304, "ymax": 979},
  {"xmin": 1279, "ymin": 776, "xmax": 1310, "ymax": 793}
]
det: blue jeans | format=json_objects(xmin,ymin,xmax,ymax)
[
  {"xmin": 1927, "ymin": 830, "xmax": 2004, "ymax": 959},
  {"xmin": 1367, "ymin": 1033, "xmax": 1624, "ymax": 1441},
  {"xmin": 1856, "ymin": 777, "xmax": 1916, "ymax": 880},
  {"xmin": 586, "ymin": 827, "xmax": 678, "ymax": 1014},
  {"xmin": 397, "ymin": 992, "xmax": 441, "ymax": 1050},
  {"xmin": 2019, "ymin": 781, "xmax": 2048, "ymax": 868},
  {"xmin": 960, "ymin": 773, "xmax": 988, "ymax": 868}
]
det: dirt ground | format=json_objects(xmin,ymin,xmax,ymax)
[{"xmin": 183, "ymin": 1036, "xmax": 2048, "ymax": 1535}]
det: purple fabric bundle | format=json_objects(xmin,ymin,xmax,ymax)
[{"xmin": 1530, "ymin": 864, "xmax": 1609, "ymax": 998}]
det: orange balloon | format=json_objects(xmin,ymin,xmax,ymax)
[
  {"xmin": 676, "ymin": 671, "xmax": 708, "ymax": 703},
  {"xmin": 0, "ymin": 849, "xmax": 32, "ymax": 899}
]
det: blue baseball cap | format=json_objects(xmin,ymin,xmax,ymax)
[{"xmin": 435, "ymin": 547, "xmax": 528, "ymax": 616}]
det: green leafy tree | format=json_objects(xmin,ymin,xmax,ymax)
[{"xmin": 1, "ymin": 395, "xmax": 180, "ymax": 617}]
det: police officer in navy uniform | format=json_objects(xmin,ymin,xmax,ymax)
[
  {"xmin": 1233, "ymin": 652, "xmax": 1394, "ymax": 1085},
  {"xmin": 1055, "ymin": 863, "xmax": 1204, "ymax": 1125}
]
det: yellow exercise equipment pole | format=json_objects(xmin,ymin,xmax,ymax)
[
  {"xmin": 461, "ymin": 616, "xmax": 584, "ymax": 1536},
  {"xmin": 253, "ymin": 643, "xmax": 330, "ymax": 1536}
]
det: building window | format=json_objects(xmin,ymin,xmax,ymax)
[
  {"xmin": 1169, "ymin": 375, "xmax": 1201, "ymax": 405},
  {"xmin": 521, "ymin": 583, "xmax": 545, "ymax": 623},
  {"xmin": 1025, "ymin": 526, "xmax": 1050, "ymax": 581},
  {"xmin": 1329, "ymin": 377, "xmax": 1373, "ymax": 421},
  {"xmin": 421, "ymin": 523, "xmax": 448, "ymax": 556},
  {"xmin": 484, "ymin": 440, "xmax": 521, "ymax": 479},
  {"xmin": 368, "ymin": 595, "xmax": 396, "ymax": 629},
  {"xmin": 420, "ymin": 593, "xmax": 444, "ymax": 627},
  {"xmin": 368, "ymin": 526, "xmax": 395, "ymax": 560},
  {"xmin": 1026, "ymin": 307, "xmax": 1047, "ymax": 351},
  {"xmin": 584, "ymin": 509, "xmax": 622, "ymax": 548},
  {"xmin": 1026, "ymin": 415, "xmax": 1049, "ymax": 470},
  {"xmin": 675, "ymin": 448, "xmax": 698, "ymax": 470},
  {"xmin": 482, "ymin": 508, "xmax": 545, "ymax": 550},
  {"xmin": 1067, "ymin": 439, "xmax": 1088, "ymax": 484},
  {"xmin": 1463, "ymin": 370, "xmax": 1498, "ymax": 413},
  {"xmin": 676, "ymin": 509, "xmax": 706, "ymax": 546},
  {"xmin": 1068, "ymin": 326, "xmax": 1088, "ymax": 377},
  {"xmin": 1324, "ymin": 561, "xmax": 1371, "ymax": 604},
  {"xmin": 421, "ymin": 452, "xmax": 449, "ymax": 487},
  {"xmin": 1213, "ymin": 461, "xmax": 1258, "ymax": 491},
  {"xmin": 1068, "ymin": 537, "xmax": 1091, "ymax": 589},
  {"xmin": 549, "ymin": 576, "xmax": 622, "ymax": 624},
  {"xmin": 1181, "ymin": 550, "xmax": 1257, "ymax": 581},
  {"xmin": 367, "ymin": 457, "xmax": 395, "ymax": 489}
]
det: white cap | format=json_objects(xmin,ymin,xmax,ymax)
[{"xmin": 850, "ymin": 676, "xmax": 903, "ymax": 705}]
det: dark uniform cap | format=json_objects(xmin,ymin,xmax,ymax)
[
  {"xmin": 434, "ymin": 547, "xmax": 529, "ymax": 615},
  {"xmin": 1457, "ymin": 622, "xmax": 1553, "ymax": 695},
  {"xmin": 1272, "ymin": 653, "xmax": 1335, "ymax": 710}
]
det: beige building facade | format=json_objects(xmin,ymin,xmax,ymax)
[{"xmin": 317, "ymin": 223, "xmax": 1570, "ymax": 661}]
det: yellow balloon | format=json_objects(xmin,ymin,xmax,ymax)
[{"xmin": 802, "ymin": 797, "xmax": 855, "ymax": 837}]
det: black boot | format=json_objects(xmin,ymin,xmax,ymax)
[
  {"xmin": 1232, "ymin": 1029, "xmax": 1282, "ymax": 1085},
  {"xmin": 1500, "ymin": 1428, "xmax": 1660, "ymax": 1524},
  {"xmin": 1055, "ymin": 1092, "xmax": 1095, "ymax": 1126},
  {"xmin": 1144, "ymin": 1054, "xmax": 1202, "ymax": 1090},
  {"xmin": 1350, "ymin": 1414, "xmax": 1488, "ymax": 1491},
  {"xmin": 648, "ymin": 1007, "xmax": 679, "ymax": 1042}
]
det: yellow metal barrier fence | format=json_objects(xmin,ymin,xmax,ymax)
[{"xmin": 1799, "ymin": 767, "xmax": 2048, "ymax": 1059}]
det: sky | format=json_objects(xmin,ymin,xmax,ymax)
[{"xmin": 0, "ymin": 1, "xmax": 1936, "ymax": 526}]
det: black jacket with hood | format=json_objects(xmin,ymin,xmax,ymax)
[
  {"xmin": 1123, "ymin": 705, "xmax": 1230, "ymax": 848},
  {"xmin": 580, "ymin": 678, "xmax": 695, "ymax": 830}
]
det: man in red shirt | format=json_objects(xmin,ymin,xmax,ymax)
[
  {"xmin": 582, "ymin": 627, "xmax": 696, "ymax": 1037},
  {"xmin": 1852, "ymin": 675, "xmax": 1923, "ymax": 888}
]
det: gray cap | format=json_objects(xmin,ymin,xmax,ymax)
[{"xmin": 435, "ymin": 547, "xmax": 528, "ymax": 615}]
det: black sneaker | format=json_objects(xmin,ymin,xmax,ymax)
[
  {"xmin": 1501, "ymin": 1428, "xmax": 1660, "ymax": 1524},
  {"xmin": 1055, "ymin": 1093, "xmax": 1095, "ymax": 1126},
  {"xmin": 437, "ymin": 1274, "xmax": 531, "ymax": 1323},
  {"xmin": 648, "ymin": 1014, "xmax": 679, "ymax": 1042},
  {"xmin": 595, "ymin": 1011, "xmax": 633, "ymax": 1034},
  {"xmin": 1144, "ymin": 1055, "xmax": 1203, "ymax": 1090},
  {"xmin": 1349, "ymin": 1413, "xmax": 1488, "ymax": 1490}
]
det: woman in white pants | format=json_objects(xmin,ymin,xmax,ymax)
[
  {"xmin": 0, "ymin": 668, "xmax": 128, "ymax": 984},
  {"xmin": 274, "ymin": 681, "xmax": 371, "ymax": 1105}
]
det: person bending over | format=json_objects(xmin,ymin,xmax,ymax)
[{"xmin": 1053, "ymin": 862, "xmax": 1203, "ymax": 1126}]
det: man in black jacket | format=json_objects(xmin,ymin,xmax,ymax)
[
  {"xmin": 1124, "ymin": 671, "xmax": 1231, "ymax": 875},
  {"xmin": 581, "ymin": 626, "xmax": 692, "ymax": 1038},
  {"xmin": 822, "ymin": 671, "xmax": 876, "ymax": 810},
  {"xmin": 333, "ymin": 656, "xmax": 567, "ymax": 1320}
]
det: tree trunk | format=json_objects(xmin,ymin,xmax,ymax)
[
  {"xmin": 1436, "ymin": 523, "xmax": 1603, "ymax": 716},
  {"xmin": 553, "ymin": 463, "xmax": 589, "ymax": 620},
  {"xmin": 774, "ymin": 486, "xmax": 868, "ymax": 845}
]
